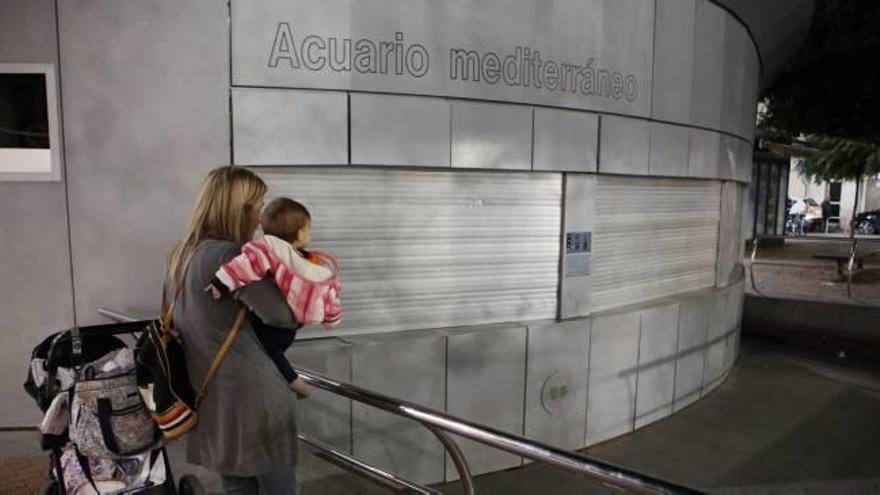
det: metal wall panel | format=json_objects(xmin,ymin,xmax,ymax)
[
  {"xmin": 720, "ymin": 135, "xmax": 753, "ymax": 183},
  {"xmin": 231, "ymin": 0, "xmax": 655, "ymax": 117},
  {"xmin": 350, "ymin": 93, "xmax": 450, "ymax": 167},
  {"xmin": 673, "ymin": 292, "xmax": 710, "ymax": 411},
  {"xmin": 287, "ymin": 338, "xmax": 353, "ymax": 452},
  {"xmin": 350, "ymin": 332, "xmax": 446, "ymax": 484},
  {"xmin": 717, "ymin": 135, "xmax": 736, "ymax": 181},
  {"xmin": 740, "ymin": 48, "xmax": 761, "ymax": 139},
  {"xmin": 635, "ymin": 303, "xmax": 679, "ymax": 429},
  {"xmin": 708, "ymin": 286, "xmax": 731, "ymax": 341},
  {"xmin": 737, "ymin": 139, "xmax": 754, "ymax": 182},
  {"xmin": 651, "ymin": 0, "xmax": 696, "ymax": 123},
  {"xmin": 731, "ymin": 278, "xmax": 745, "ymax": 328},
  {"xmin": 524, "ymin": 320, "xmax": 590, "ymax": 451},
  {"xmin": 0, "ymin": 0, "xmax": 74, "ymax": 427},
  {"xmin": 260, "ymin": 168, "xmax": 561, "ymax": 336},
  {"xmin": 724, "ymin": 329, "xmax": 738, "ymax": 371},
  {"xmin": 59, "ymin": 0, "xmax": 230, "ymax": 324},
  {"xmin": 703, "ymin": 338, "xmax": 728, "ymax": 391},
  {"xmin": 560, "ymin": 174, "xmax": 596, "ymax": 319},
  {"xmin": 649, "ymin": 123, "xmax": 690, "ymax": 177},
  {"xmin": 233, "ymin": 88, "xmax": 347, "ymax": 165},
  {"xmin": 689, "ymin": 128, "xmax": 722, "ymax": 178},
  {"xmin": 451, "ymin": 101, "xmax": 532, "ymax": 170},
  {"xmin": 586, "ymin": 311, "xmax": 640, "ymax": 445},
  {"xmin": 598, "ymin": 115, "xmax": 650, "ymax": 176},
  {"xmin": 533, "ymin": 108, "xmax": 598, "ymax": 173},
  {"xmin": 446, "ymin": 325, "xmax": 526, "ymax": 478},
  {"xmin": 591, "ymin": 176, "xmax": 720, "ymax": 312},
  {"xmin": 716, "ymin": 181, "xmax": 744, "ymax": 287},
  {"xmin": 720, "ymin": 16, "xmax": 748, "ymax": 136},
  {"xmin": 690, "ymin": 1, "xmax": 726, "ymax": 130}
]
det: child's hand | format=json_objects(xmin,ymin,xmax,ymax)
[
  {"xmin": 289, "ymin": 377, "xmax": 312, "ymax": 399},
  {"xmin": 204, "ymin": 284, "xmax": 222, "ymax": 301}
]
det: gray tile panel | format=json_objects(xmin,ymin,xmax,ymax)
[
  {"xmin": 652, "ymin": 0, "xmax": 696, "ymax": 124},
  {"xmin": 598, "ymin": 115, "xmax": 650, "ymax": 176},
  {"xmin": 533, "ymin": 108, "xmax": 598, "ymax": 172},
  {"xmin": 351, "ymin": 93, "xmax": 450, "ymax": 168},
  {"xmin": 350, "ymin": 332, "xmax": 447, "ymax": 484},
  {"xmin": 688, "ymin": 128, "xmax": 721, "ymax": 178},
  {"xmin": 635, "ymin": 303, "xmax": 679, "ymax": 429},
  {"xmin": 673, "ymin": 293, "xmax": 710, "ymax": 411},
  {"xmin": 445, "ymin": 325, "xmax": 526, "ymax": 478},
  {"xmin": 690, "ymin": 0, "xmax": 726, "ymax": 130},
  {"xmin": 233, "ymin": 88, "xmax": 348, "ymax": 165},
  {"xmin": 586, "ymin": 311, "xmax": 640, "ymax": 445},
  {"xmin": 288, "ymin": 339, "xmax": 353, "ymax": 453},
  {"xmin": 649, "ymin": 123, "xmax": 690, "ymax": 177},
  {"xmin": 451, "ymin": 101, "xmax": 532, "ymax": 170},
  {"xmin": 524, "ymin": 320, "xmax": 590, "ymax": 450}
]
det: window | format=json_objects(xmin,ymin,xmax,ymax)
[{"xmin": 0, "ymin": 64, "xmax": 61, "ymax": 181}]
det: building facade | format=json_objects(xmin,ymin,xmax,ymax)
[{"xmin": 0, "ymin": 0, "xmax": 813, "ymax": 484}]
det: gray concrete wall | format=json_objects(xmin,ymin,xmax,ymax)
[
  {"xmin": 0, "ymin": 0, "xmax": 74, "ymax": 426},
  {"xmin": 57, "ymin": 0, "xmax": 230, "ymax": 321}
]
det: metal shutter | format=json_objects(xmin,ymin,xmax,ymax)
[
  {"xmin": 591, "ymin": 176, "xmax": 720, "ymax": 312},
  {"xmin": 258, "ymin": 168, "xmax": 562, "ymax": 335}
]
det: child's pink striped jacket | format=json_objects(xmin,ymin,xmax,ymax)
[{"xmin": 214, "ymin": 236, "xmax": 341, "ymax": 327}]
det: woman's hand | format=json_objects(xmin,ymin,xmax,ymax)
[
  {"xmin": 289, "ymin": 376, "xmax": 312, "ymax": 399},
  {"xmin": 204, "ymin": 284, "xmax": 223, "ymax": 301}
]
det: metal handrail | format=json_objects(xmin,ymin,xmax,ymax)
[
  {"xmin": 299, "ymin": 433, "xmax": 441, "ymax": 494},
  {"xmin": 749, "ymin": 236, "xmax": 765, "ymax": 296},
  {"xmin": 99, "ymin": 308, "xmax": 702, "ymax": 495}
]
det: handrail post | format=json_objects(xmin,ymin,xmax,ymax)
[
  {"xmin": 749, "ymin": 236, "xmax": 764, "ymax": 296},
  {"xmin": 847, "ymin": 237, "xmax": 859, "ymax": 300},
  {"xmin": 425, "ymin": 426, "xmax": 476, "ymax": 495}
]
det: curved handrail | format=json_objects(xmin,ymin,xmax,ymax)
[
  {"xmin": 846, "ymin": 237, "xmax": 858, "ymax": 300},
  {"xmin": 99, "ymin": 308, "xmax": 703, "ymax": 495},
  {"xmin": 749, "ymin": 236, "xmax": 765, "ymax": 296}
]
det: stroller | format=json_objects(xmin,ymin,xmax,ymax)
[{"xmin": 23, "ymin": 320, "xmax": 204, "ymax": 495}]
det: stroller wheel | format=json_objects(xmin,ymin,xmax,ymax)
[
  {"xmin": 39, "ymin": 479, "xmax": 60, "ymax": 495},
  {"xmin": 178, "ymin": 474, "xmax": 205, "ymax": 495}
]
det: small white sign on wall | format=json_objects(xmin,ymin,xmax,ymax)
[
  {"xmin": 0, "ymin": 64, "xmax": 61, "ymax": 181},
  {"xmin": 564, "ymin": 231, "xmax": 592, "ymax": 277}
]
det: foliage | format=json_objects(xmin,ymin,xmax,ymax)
[
  {"xmin": 762, "ymin": 0, "xmax": 880, "ymax": 142},
  {"xmin": 798, "ymin": 136, "xmax": 880, "ymax": 182}
]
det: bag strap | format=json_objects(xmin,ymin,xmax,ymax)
[{"xmin": 195, "ymin": 307, "xmax": 247, "ymax": 406}]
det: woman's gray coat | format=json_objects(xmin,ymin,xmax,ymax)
[{"xmin": 168, "ymin": 239, "xmax": 300, "ymax": 476}]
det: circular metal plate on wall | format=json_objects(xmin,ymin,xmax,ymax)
[{"xmin": 540, "ymin": 371, "xmax": 573, "ymax": 415}]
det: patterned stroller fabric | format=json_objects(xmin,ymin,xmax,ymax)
[{"xmin": 24, "ymin": 322, "xmax": 180, "ymax": 494}]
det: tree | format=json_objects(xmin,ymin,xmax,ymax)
[
  {"xmin": 798, "ymin": 136, "xmax": 880, "ymax": 236},
  {"xmin": 763, "ymin": 1, "xmax": 880, "ymax": 142}
]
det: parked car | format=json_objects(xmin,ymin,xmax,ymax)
[{"xmin": 854, "ymin": 209, "xmax": 880, "ymax": 235}]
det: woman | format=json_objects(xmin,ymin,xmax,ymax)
[{"xmin": 165, "ymin": 166, "xmax": 303, "ymax": 494}]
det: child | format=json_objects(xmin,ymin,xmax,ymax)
[{"xmin": 206, "ymin": 197, "xmax": 341, "ymax": 397}]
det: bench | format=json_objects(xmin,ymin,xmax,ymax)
[{"xmin": 813, "ymin": 247, "xmax": 880, "ymax": 276}]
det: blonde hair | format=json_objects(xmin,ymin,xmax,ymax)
[{"xmin": 166, "ymin": 166, "xmax": 267, "ymax": 293}]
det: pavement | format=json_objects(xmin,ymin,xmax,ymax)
[{"xmin": 747, "ymin": 237, "xmax": 880, "ymax": 305}]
